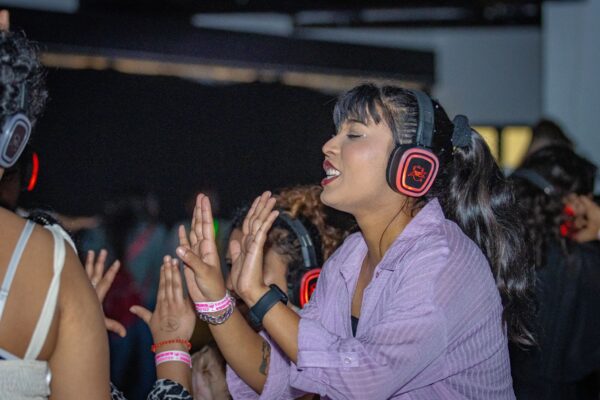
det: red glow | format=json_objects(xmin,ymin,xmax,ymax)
[{"xmin": 27, "ymin": 152, "xmax": 39, "ymax": 192}]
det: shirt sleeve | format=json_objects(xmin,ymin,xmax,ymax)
[
  {"xmin": 226, "ymin": 275, "xmax": 323, "ymax": 400},
  {"xmin": 288, "ymin": 248, "xmax": 450, "ymax": 400}
]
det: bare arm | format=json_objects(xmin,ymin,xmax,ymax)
[
  {"xmin": 177, "ymin": 192, "xmax": 302, "ymax": 394},
  {"xmin": 49, "ymin": 245, "xmax": 111, "ymax": 400},
  {"xmin": 130, "ymin": 256, "xmax": 196, "ymax": 393}
]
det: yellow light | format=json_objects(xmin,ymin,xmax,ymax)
[
  {"xmin": 473, "ymin": 126, "xmax": 499, "ymax": 161},
  {"xmin": 501, "ymin": 126, "xmax": 532, "ymax": 169}
]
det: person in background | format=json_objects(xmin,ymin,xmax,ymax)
[
  {"xmin": 525, "ymin": 119, "xmax": 574, "ymax": 158},
  {"xmin": 510, "ymin": 145, "xmax": 600, "ymax": 399},
  {"xmin": 80, "ymin": 190, "xmax": 168, "ymax": 400}
]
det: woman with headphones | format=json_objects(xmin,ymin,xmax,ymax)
[{"xmin": 177, "ymin": 84, "xmax": 534, "ymax": 399}]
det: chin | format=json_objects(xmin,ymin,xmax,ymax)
[{"xmin": 320, "ymin": 190, "xmax": 354, "ymax": 214}]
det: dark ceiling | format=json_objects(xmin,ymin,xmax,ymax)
[{"xmin": 7, "ymin": 0, "xmax": 549, "ymax": 27}]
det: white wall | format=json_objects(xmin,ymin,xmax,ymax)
[
  {"xmin": 192, "ymin": 15, "xmax": 543, "ymax": 125},
  {"xmin": 299, "ymin": 27, "xmax": 542, "ymax": 125},
  {"xmin": 543, "ymin": 0, "xmax": 600, "ymax": 172}
]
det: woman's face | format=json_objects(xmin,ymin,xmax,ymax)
[{"xmin": 320, "ymin": 118, "xmax": 399, "ymax": 216}]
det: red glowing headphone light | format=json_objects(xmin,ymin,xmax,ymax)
[{"xmin": 26, "ymin": 151, "xmax": 39, "ymax": 192}]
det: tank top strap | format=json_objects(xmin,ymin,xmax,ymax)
[
  {"xmin": 0, "ymin": 220, "xmax": 36, "ymax": 322},
  {"xmin": 23, "ymin": 224, "xmax": 71, "ymax": 360}
]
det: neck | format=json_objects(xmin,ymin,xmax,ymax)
[{"xmin": 354, "ymin": 199, "xmax": 416, "ymax": 268}]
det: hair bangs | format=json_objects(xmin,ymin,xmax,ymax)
[{"xmin": 333, "ymin": 84, "xmax": 385, "ymax": 132}]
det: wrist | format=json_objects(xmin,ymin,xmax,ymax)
[{"xmin": 243, "ymin": 285, "xmax": 270, "ymax": 308}]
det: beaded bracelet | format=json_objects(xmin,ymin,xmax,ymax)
[
  {"xmin": 194, "ymin": 291, "xmax": 233, "ymax": 313},
  {"xmin": 196, "ymin": 299, "xmax": 235, "ymax": 325},
  {"xmin": 155, "ymin": 350, "xmax": 192, "ymax": 368},
  {"xmin": 151, "ymin": 338, "xmax": 192, "ymax": 353}
]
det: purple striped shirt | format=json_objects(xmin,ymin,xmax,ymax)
[{"xmin": 227, "ymin": 199, "xmax": 515, "ymax": 399}]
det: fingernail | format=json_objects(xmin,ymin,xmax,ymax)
[{"xmin": 176, "ymin": 247, "xmax": 186, "ymax": 257}]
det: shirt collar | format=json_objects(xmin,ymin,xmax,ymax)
[{"xmin": 339, "ymin": 198, "xmax": 446, "ymax": 275}]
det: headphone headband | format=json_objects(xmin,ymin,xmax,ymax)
[
  {"xmin": 276, "ymin": 211, "xmax": 318, "ymax": 269},
  {"xmin": 512, "ymin": 169, "xmax": 557, "ymax": 196},
  {"xmin": 408, "ymin": 89, "xmax": 435, "ymax": 148}
]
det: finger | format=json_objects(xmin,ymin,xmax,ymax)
[
  {"xmin": 170, "ymin": 259, "xmax": 184, "ymax": 302},
  {"xmin": 249, "ymin": 193, "xmax": 271, "ymax": 234},
  {"xmin": 106, "ymin": 318, "xmax": 127, "ymax": 338},
  {"xmin": 253, "ymin": 197, "xmax": 277, "ymax": 235},
  {"xmin": 190, "ymin": 195, "xmax": 201, "ymax": 246},
  {"xmin": 229, "ymin": 239, "xmax": 241, "ymax": 265},
  {"xmin": 250, "ymin": 192, "xmax": 273, "ymax": 235},
  {"xmin": 255, "ymin": 209, "xmax": 279, "ymax": 242},
  {"xmin": 178, "ymin": 224, "xmax": 191, "ymax": 249},
  {"xmin": 183, "ymin": 266, "xmax": 204, "ymax": 302},
  {"xmin": 201, "ymin": 195, "xmax": 216, "ymax": 243},
  {"xmin": 164, "ymin": 262, "xmax": 175, "ymax": 303},
  {"xmin": 0, "ymin": 10, "xmax": 9, "ymax": 32},
  {"xmin": 193, "ymin": 194, "xmax": 205, "ymax": 244},
  {"xmin": 85, "ymin": 250, "xmax": 95, "ymax": 279},
  {"xmin": 92, "ymin": 249, "xmax": 108, "ymax": 286},
  {"xmin": 157, "ymin": 263, "xmax": 167, "ymax": 307},
  {"xmin": 96, "ymin": 260, "xmax": 121, "ymax": 302},
  {"xmin": 243, "ymin": 196, "xmax": 261, "ymax": 236},
  {"xmin": 176, "ymin": 245, "xmax": 208, "ymax": 275},
  {"xmin": 129, "ymin": 305, "xmax": 152, "ymax": 325}
]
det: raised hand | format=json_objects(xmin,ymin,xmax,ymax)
[
  {"xmin": 569, "ymin": 195, "xmax": 600, "ymax": 243},
  {"xmin": 84, "ymin": 249, "xmax": 126, "ymax": 337},
  {"xmin": 228, "ymin": 191, "xmax": 279, "ymax": 306},
  {"xmin": 176, "ymin": 194, "xmax": 227, "ymax": 302},
  {"xmin": 130, "ymin": 256, "xmax": 196, "ymax": 344},
  {"xmin": 0, "ymin": 10, "xmax": 9, "ymax": 31}
]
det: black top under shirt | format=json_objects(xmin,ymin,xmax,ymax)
[{"xmin": 351, "ymin": 316, "xmax": 359, "ymax": 337}]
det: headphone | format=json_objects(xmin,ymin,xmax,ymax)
[
  {"xmin": 386, "ymin": 89, "xmax": 440, "ymax": 197},
  {"xmin": 511, "ymin": 169, "xmax": 557, "ymax": 196},
  {"xmin": 276, "ymin": 212, "xmax": 321, "ymax": 308},
  {"xmin": 0, "ymin": 82, "xmax": 32, "ymax": 169}
]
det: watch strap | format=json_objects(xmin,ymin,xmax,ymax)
[{"xmin": 249, "ymin": 284, "xmax": 288, "ymax": 328}]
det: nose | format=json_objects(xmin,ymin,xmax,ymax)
[{"xmin": 322, "ymin": 134, "xmax": 338, "ymax": 157}]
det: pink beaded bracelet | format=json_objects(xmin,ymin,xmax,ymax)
[{"xmin": 155, "ymin": 350, "xmax": 192, "ymax": 368}]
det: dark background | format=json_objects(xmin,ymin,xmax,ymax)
[{"xmin": 22, "ymin": 69, "xmax": 335, "ymax": 222}]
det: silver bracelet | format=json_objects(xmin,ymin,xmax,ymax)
[{"xmin": 196, "ymin": 297, "xmax": 236, "ymax": 325}]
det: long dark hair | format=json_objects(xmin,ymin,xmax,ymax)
[
  {"xmin": 333, "ymin": 83, "xmax": 535, "ymax": 346},
  {"xmin": 511, "ymin": 145, "xmax": 596, "ymax": 267}
]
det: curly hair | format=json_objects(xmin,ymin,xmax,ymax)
[
  {"xmin": 511, "ymin": 145, "xmax": 597, "ymax": 267},
  {"xmin": 0, "ymin": 30, "xmax": 47, "ymax": 128}
]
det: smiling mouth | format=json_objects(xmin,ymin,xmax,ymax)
[{"xmin": 322, "ymin": 160, "xmax": 341, "ymax": 186}]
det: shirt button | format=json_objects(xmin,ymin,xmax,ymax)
[{"xmin": 344, "ymin": 357, "xmax": 352, "ymax": 365}]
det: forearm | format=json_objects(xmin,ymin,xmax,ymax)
[
  {"xmin": 208, "ymin": 309, "xmax": 269, "ymax": 393},
  {"xmin": 155, "ymin": 344, "xmax": 192, "ymax": 393},
  {"xmin": 261, "ymin": 302, "xmax": 300, "ymax": 364}
]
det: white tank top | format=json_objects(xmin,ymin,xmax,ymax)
[{"xmin": 0, "ymin": 221, "xmax": 74, "ymax": 399}]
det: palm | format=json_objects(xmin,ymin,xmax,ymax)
[
  {"xmin": 177, "ymin": 194, "xmax": 226, "ymax": 302},
  {"xmin": 228, "ymin": 192, "xmax": 279, "ymax": 301}
]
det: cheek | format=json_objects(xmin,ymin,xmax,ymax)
[{"xmin": 345, "ymin": 143, "xmax": 389, "ymax": 182}]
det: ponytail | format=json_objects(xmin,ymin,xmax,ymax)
[{"xmin": 436, "ymin": 130, "xmax": 535, "ymax": 347}]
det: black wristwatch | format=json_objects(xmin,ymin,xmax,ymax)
[{"xmin": 249, "ymin": 284, "xmax": 288, "ymax": 328}]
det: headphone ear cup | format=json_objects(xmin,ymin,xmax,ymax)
[
  {"xmin": 387, "ymin": 146, "xmax": 439, "ymax": 197},
  {"xmin": 298, "ymin": 268, "xmax": 321, "ymax": 308}
]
